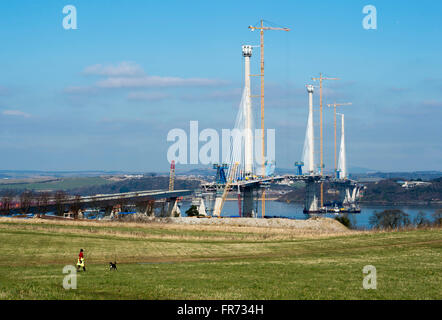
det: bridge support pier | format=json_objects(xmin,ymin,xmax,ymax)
[
  {"xmin": 166, "ymin": 197, "xmax": 181, "ymax": 217},
  {"xmin": 106, "ymin": 206, "xmax": 115, "ymax": 218},
  {"xmin": 304, "ymin": 180, "xmax": 319, "ymax": 213},
  {"xmin": 212, "ymin": 187, "xmax": 224, "ymax": 217},
  {"xmin": 242, "ymin": 186, "xmax": 256, "ymax": 218},
  {"xmin": 160, "ymin": 201, "xmax": 166, "ymax": 217},
  {"xmin": 197, "ymin": 198, "xmax": 207, "ymax": 216},
  {"xmin": 143, "ymin": 200, "xmax": 155, "ymax": 217},
  {"xmin": 338, "ymin": 185, "xmax": 348, "ymax": 205}
]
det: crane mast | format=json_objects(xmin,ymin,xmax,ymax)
[
  {"xmin": 327, "ymin": 102, "xmax": 352, "ymax": 178},
  {"xmin": 311, "ymin": 73, "xmax": 339, "ymax": 208},
  {"xmin": 248, "ymin": 20, "xmax": 290, "ymax": 217},
  {"xmin": 169, "ymin": 160, "xmax": 175, "ymax": 191}
]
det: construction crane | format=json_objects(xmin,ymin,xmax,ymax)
[
  {"xmin": 249, "ymin": 20, "xmax": 290, "ymax": 218},
  {"xmin": 311, "ymin": 73, "xmax": 340, "ymax": 208},
  {"xmin": 327, "ymin": 102, "xmax": 352, "ymax": 178},
  {"xmin": 295, "ymin": 161, "xmax": 304, "ymax": 175},
  {"xmin": 214, "ymin": 162, "xmax": 239, "ymax": 217},
  {"xmin": 169, "ymin": 160, "xmax": 175, "ymax": 191},
  {"xmin": 213, "ymin": 163, "xmax": 228, "ymax": 184}
]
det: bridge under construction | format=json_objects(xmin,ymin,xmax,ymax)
[{"xmin": 192, "ymin": 20, "xmax": 363, "ymax": 218}]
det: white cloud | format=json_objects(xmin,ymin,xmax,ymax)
[
  {"xmin": 66, "ymin": 62, "xmax": 229, "ymax": 99},
  {"xmin": 83, "ymin": 62, "xmax": 144, "ymax": 77},
  {"xmin": 2, "ymin": 110, "xmax": 31, "ymax": 118},
  {"xmin": 97, "ymin": 76, "xmax": 227, "ymax": 88}
]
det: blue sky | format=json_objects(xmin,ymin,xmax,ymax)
[{"xmin": 0, "ymin": 0, "xmax": 441, "ymax": 172}]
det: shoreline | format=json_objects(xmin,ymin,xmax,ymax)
[{"xmin": 276, "ymin": 199, "xmax": 442, "ymax": 207}]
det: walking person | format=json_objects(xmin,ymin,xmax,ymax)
[{"xmin": 76, "ymin": 249, "xmax": 86, "ymax": 272}]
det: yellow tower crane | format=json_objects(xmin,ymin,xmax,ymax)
[
  {"xmin": 249, "ymin": 20, "xmax": 290, "ymax": 218},
  {"xmin": 311, "ymin": 73, "xmax": 340, "ymax": 208},
  {"xmin": 169, "ymin": 160, "xmax": 175, "ymax": 191},
  {"xmin": 327, "ymin": 102, "xmax": 352, "ymax": 178}
]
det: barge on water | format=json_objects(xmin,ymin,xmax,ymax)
[{"xmin": 304, "ymin": 205, "xmax": 361, "ymax": 214}]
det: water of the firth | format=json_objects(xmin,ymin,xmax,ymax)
[{"xmin": 179, "ymin": 201, "xmax": 441, "ymax": 230}]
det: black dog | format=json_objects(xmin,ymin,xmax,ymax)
[{"xmin": 109, "ymin": 261, "xmax": 117, "ymax": 271}]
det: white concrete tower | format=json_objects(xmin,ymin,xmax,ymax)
[
  {"xmin": 242, "ymin": 45, "xmax": 253, "ymax": 176},
  {"xmin": 338, "ymin": 113, "xmax": 347, "ymax": 179},
  {"xmin": 302, "ymin": 85, "xmax": 315, "ymax": 174}
]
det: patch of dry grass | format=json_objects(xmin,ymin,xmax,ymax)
[{"xmin": 0, "ymin": 216, "xmax": 358, "ymax": 242}]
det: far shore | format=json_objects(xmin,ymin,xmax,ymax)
[{"xmin": 275, "ymin": 199, "xmax": 442, "ymax": 206}]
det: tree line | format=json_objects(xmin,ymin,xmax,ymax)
[
  {"xmin": 368, "ymin": 209, "xmax": 442, "ymax": 230},
  {"xmin": 0, "ymin": 189, "xmax": 83, "ymax": 217}
]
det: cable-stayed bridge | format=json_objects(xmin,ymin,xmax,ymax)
[{"xmin": 197, "ymin": 45, "xmax": 363, "ymax": 217}]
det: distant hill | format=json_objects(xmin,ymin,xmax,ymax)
[
  {"xmin": 278, "ymin": 177, "xmax": 442, "ymax": 205},
  {"xmin": 350, "ymin": 171, "xmax": 442, "ymax": 181},
  {"xmin": 175, "ymin": 167, "xmax": 215, "ymax": 176},
  {"xmin": 67, "ymin": 176, "xmax": 201, "ymax": 196},
  {"xmin": 348, "ymin": 166, "xmax": 374, "ymax": 174},
  {"xmin": 358, "ymin": 177, "xmax": 442, "ymax": 204},
  {"xmin": 0, "ymin": 170, "xmax": 145, "ymax": 179}
]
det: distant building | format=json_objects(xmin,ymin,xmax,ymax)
[
  {"xmin": 400, "ymin": 181, "xmax": 431, "ymax": 189},
  {"xmin": 327, "ymin": 189, "xmax": 339, "ymax": 195},
  {"xmin": 124, "ymin": 174, "xmax": 143, "ymax": 179}
]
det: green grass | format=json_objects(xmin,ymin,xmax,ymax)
[{"xmin": 0, "ymin": 219, "xmax": 440, "ymax": 299}]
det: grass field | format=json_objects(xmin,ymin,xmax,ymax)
[{"xmin": 0, "ymin": 217, "xmax": 440, "ymax": 300}]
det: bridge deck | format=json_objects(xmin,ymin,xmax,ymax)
[
  {"xmin": 76, "ymin": 189, "xmax": 193, "ymax": 203},
  {"xmin": 201, "ymin": 174, "xmax": 360, "ymax": 192},
  {"xmin": 8, "ymin": 189, "xmax": 193, "ymax": 213}
]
